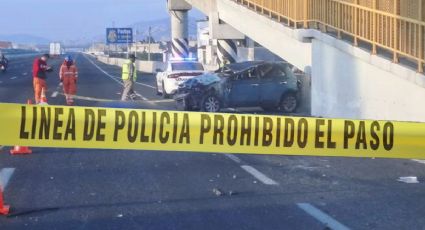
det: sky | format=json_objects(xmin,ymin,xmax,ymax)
[{"xmin": 1, "ymin": 0, "xmax": 204, "ymax": 42}]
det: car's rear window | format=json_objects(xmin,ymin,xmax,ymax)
[{"xmin": 172, "ymin": 62, "xmax": 204, "ymax": 71}]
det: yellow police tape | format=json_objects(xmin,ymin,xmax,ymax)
[{"xmin": 0, "ymin": 103, "xmax": 424, "ymax": 159}]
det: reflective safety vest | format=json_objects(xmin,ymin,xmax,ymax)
[
  {"xmin": 219, "ymin": 59, "xmax": 230, "ymax": 69},
  {"xmin": 122, "ymin": 60, "xmax": 137, "ymax": 81},
  {"xmin": 60, "ymin": 63, "xmax": 78, "ymax": 79}
]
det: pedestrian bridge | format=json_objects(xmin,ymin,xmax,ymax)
[{"xmin": 175, "ymin": 0, "xmax": 425, "ymax": 122}]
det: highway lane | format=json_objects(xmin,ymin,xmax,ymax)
[{"xmin": 1, "ymin": 53, "xmax": 425, "ymax": 229}]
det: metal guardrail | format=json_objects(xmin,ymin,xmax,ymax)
[{"xmin": 234, "ymin": 0, "xmax": 425, "ymax": 73}]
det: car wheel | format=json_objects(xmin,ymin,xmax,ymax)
[
  {"xmin": 201, "ymin": 94, "xmax": 221, "ymax": 112},
  {"xmin": 162, "ymin": 81, "xmax": 171, "ymax": 99},
  {"xmin": 279, "ymin": 93, "xmax": 298, "ymax": 113},
  {"xmin": 155, "ymin": 81, "xmax": 161, "ymax": 96}
]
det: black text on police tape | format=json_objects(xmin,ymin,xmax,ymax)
[
  {"xmin": 18, "ymin": 106, "xmax": 394, "ymax": 151},
  {"xmin": 199, "ymin": 115, "xmax": 394, "ymax": 150}
]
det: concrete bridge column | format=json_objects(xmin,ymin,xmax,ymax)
[
  {"xmin": 168, "ymin": 0, "xmax": 192, "ymax": 59},
  {"xmin": 217, "ymin": 39, "xmax": 238, "ymax": 64},
  {"xmin": 207, "ymin": 10, "xmax": 244, "ymax": 65}
]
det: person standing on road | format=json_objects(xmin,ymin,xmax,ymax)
[
  {"xmin": 0, "ymin": 54, "xmax": 8, "ymax": 65},
  {"xmin": 32, "ymin": 54, "xmax": 52, "ymax": 104},
  {"xmin": 219, "ymin": 56, "xmax": 230, "ymax": 69},
  {"xmin": 0, "ymin": 54, "xmax": 8, "ymax": 72},
  {"xmin": 121, "ymin": 54, "xmax": 137, "ymax": 101},
  {"xmin": 60, "ymin": 55, "xmax": 78, "ymax": 105}
]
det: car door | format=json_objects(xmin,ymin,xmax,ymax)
[
  {"xmin": 227, "ymin": 68, "xmax": 261, "ymax": 107},
  {"xmin": 259, "ymin": 63, "xmax": 289, "ymax": 106}
]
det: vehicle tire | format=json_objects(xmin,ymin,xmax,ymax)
[
  {"xmin": 278, "ymin": 93, "xmax": 298, "ymax": 113},
  {"xmin": 155, "ymin": 81, "xmax": 161, "ymax": 96},
  {"xmin": 201, "ymin": 94, "xmax": 221, "ymax": 112},
  {"xmin": 162, "ymin": 81, "xmax": 171, "ymax": 99}
]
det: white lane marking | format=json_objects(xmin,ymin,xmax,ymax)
[
  {"xmin": 149, "ymin": 99, "xmax": 174, "ymax": 103},
  {"xmin": 412, "ymin": 159, "xmax": 425, "ymax": 165},
  {"xmin": 136, "ymin": 93, "xmax": 149, "ymax": 101},
  {"xmin": 0, "ymin": 168, "xmax": 16, "ymax": 190},
  {"xmin": 10, "ymin": 77, "xmax": 17, "ymax": 80},
  {"xmin": 297, "ymin": 203, "xmax": 350, "ymax": 230},
  {"xmin": 397, "ymin": 176, "xmax": 419, "ymax": 183},
  {"xmin": 61, "ymin": 93, "xmax": 114, "ymax": 102},
  {"xmin": 82, "ymin": 54, "xmax": 149, "ymax": 102},
  {"xmin": 51, "ymin": 91, "xmax": 59, "ymax": 98},
  {"xmin": 224, "ymin": 154, "xmax": 278, "ymax": 185},
  {"xmin": 241, "ymin": 165, "xmax": 278, "ymax": 185},
  {"xmin": 225, "ymin": 154, "xmax": 242, "ymax": 164},
  {"xmin": 135, "ymin": 81, "xmax": 156, "ymax": 89},
  {"xmin": 83, "ymin": 54, "xmax": 124, "ymax": 86}
]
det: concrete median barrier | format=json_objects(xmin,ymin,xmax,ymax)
[{"xmin": 94, "ymin": 55, "xmax": 166, "ymax": 74}]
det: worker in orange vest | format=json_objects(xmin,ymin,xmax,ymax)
[{"xmin": 59, "ymin": 55, "xmax": 78, "ymax": 105}]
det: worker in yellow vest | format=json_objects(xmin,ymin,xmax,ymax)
[
  {"xmin": 121, "ymin": 54, "xmax": 138, "ymax": 101},
  {"xmin": 219, "ymin": 56, "xmax": 230, "ymax": 69}
]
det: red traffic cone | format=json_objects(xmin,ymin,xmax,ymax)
[
  {"xmin": 39, "ymin": 88, "xmax": 48, "ymax": 105},
  {"xmin": 0, "ymin": 187, "xmax": 10, "ymax": 215},
  {"xmin": 10, "ymin": 98, "xmax": 33, "ymax": 155},
  {"xmin": 10, "ymin": 99, "xmax": 32, "ymax": 155}
]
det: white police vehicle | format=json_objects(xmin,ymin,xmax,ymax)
[{"xmin": 155, "ymin": 58, "xmax": 205, "ymax": 98}]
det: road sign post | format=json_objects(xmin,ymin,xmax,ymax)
[
  {"xmin": 106, "ymin": 28, "xmax": 133, "ymax": 44},
  {"xmin": 106, "ymin": 28, "xmax": 134, "ymax": 58}
]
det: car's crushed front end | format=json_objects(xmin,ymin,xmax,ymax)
[{"xmin": 174, "ymin": 73, "xmax": 222, "ymax": 111}]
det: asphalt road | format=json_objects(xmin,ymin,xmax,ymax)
[{"xmin": 0, "ymin": 53, "xmax": 425, "ymax": 230}]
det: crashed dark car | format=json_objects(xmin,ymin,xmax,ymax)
[{"xmin": 174, "ymin": 61, "xmax": 301, "ymax": 113}]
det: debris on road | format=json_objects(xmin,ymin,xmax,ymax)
[
  {"xmin": 228, "ymin": 191, "xmax": 237, "ymax": 196},
  {"xmin": 212, "ymin": 188, "xmax": 238, "ymax": 197},
  {"xmin": 212, "ymin": 188, "xmax": 224, "ymax": 196}
]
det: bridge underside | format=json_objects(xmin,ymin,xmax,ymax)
[{"xmin": 183, "ymin": 0, "xmax": 425, "ymax": 122}]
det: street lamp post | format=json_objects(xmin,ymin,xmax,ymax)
[
  {"xmin": 148, "ymin": 26, "xmax": 152, "ymax": 61},
  {"xmin": 135, "ymin": 29, "xmax": 139, "ymax": 57},
  {"xmin": 127, "ymin": 33, "xmax": 129, "ymax": 59}
]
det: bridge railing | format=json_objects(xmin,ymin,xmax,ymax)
[{"xmin": 234, "ymin": 0, "xmax": 425, "ymax": 73}]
